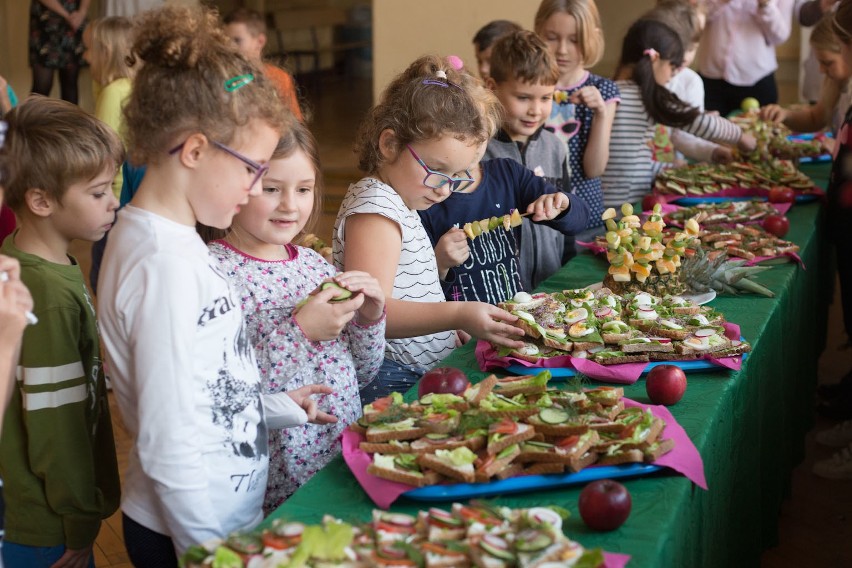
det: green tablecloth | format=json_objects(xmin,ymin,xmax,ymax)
[{"xmin": 266, "ymin": 170, "xmax": 830, "ymax": 567}]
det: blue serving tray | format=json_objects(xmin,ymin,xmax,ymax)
[
  {"xmin": 673, "ymin": 194, "xmax": 819, "ymax": 205},
  {"xmin": 505, "ymin": 351, "xmax": 748, "ymax": 379},
  {"xmin": 404, "ymin": 463, "xmax": 662, "ymax": 501},
  {"xmin": 787, "ymin": 132, "xmax": 832, "ymax": 163}
]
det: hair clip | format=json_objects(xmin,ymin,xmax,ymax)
[
  {"xmin": 224, "ymin": 73, "xmax": 254, "ymax": 92},
  {"xmin": 446, "ymin": 55, "xmax": 464, "ymax": 70},
  {"xmin": 0, "ymin": 121, "xmax": 6, "ymax": 149},
  {"xmin": 643, "ymin": 48, "xmax": 660, "ymax": 60},
  {"xmin": 435, "ymin": 70, "xmax": 448, "ymax": 80}
]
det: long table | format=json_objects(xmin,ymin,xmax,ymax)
[{"xmin": 266, "ymin": 167, "xmax": 831, "ymax": 567}]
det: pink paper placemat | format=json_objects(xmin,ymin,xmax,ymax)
[
  {"xmin": 341, "ymin": 397, "xmax": 707, "ymax": 509},
  {"xmin": 604, "ymin": 552, "xmax": 631, "ymax": 568}
]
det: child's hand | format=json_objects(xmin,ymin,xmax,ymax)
[
  {"xmin": 0, "ymin": 256, "xmax": 33, "ymax": 344},
  {"xmin": 455, "ymin": 329, "xmax": 472, "ymax": 347},
  {"xmin": 334, "ymin": 271, "xmax": 385, "ymax": 324},
  {"xmin": 527, "ymin": 192, "xmax": 570, "ymax": 221},
  {"xmin": 570, "ymin": 86, "xmax": 606, "ymax": 114},
  {"xmin": 293, "ymin": 283, "xmax": 365, "ymax": 341},
  {"xmin": 458, "ymin": 302, "xmax": 525, "ymax": 349},
  {"xmin": 287, "ymin": 384, "xmax": 338, "ymax": 425},
  {"xmin": 711, "ymin": 145, "xmax": 734, "ymax": 164},
  {"xmin": 759, "ymin": 104, "xmax": 787, "ymax": 124},
  {"xmin": 435, "ymin": 227, "xmax": 470, "ymax": 277},
  {"xmin": 737, "ymin": 132, "xmax": 757, "ymax": 154},
  {"xmin": 49, "ymin": 545, "xmax": 93, "ymax": 568}
]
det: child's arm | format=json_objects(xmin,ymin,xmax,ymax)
[
  {"xmin": 681, "ymin": 112, "xmax": 757, "ymax": 153},
  {"xmin": 263, "ymin": 384, "xmax": 336, "ymax": 426},
  {"xmin": 0, "ymin": 256, "xmax": 30, "ymax": 432},
  {"xmin": 338, "ymin": 271, "xmax": 387, "ymax": 387},
  {"xmin": 760, "ymin": 76, "xmax": 840, "ymax": 133},
  {"xmin": 572, "ymin": 87, "xmax": 618, "ymax": 179},
  {"xmin": 515, "ymin": 162, "xmax": 590, "ymax": 235},
  {"xmin": 670, "ymin": 129, "xmax": 729, "ymax": 164},
  {"xmin": 753, "ymin": 0, "xmax": 795, "ymax": 47},
  {"xmin": 342, "ymin": 213, "xmax": 525, "ymax": 348}
]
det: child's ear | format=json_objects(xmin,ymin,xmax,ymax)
[
  {"xmin": 174, "ymin": 133, "xmax": 209, "ymax": 169},
  {"xmin": 485, "ymin": 77, "xmax": 497, "ymax": 91},
  {"xmin": 24, "ymin": 188, "xmax": 55, "ymax": 218},
  {"xmin": 257, "ymin": 32, "xmax": 267, "ymax": 50},
  {"xmin": 378, "ymin": 129, "xmax": 401, "ymax": 161}
]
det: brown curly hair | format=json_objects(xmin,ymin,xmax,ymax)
[
  {"xmin": 2, "ymin": 95, "xmax": 124, "ymax": 212},
  {"xmin": 124, "ymin": 4, "xmax": 288, "ymax": 165},
  {"xmin": 354, "ymin": 55, "xmax": 500, "ymax": 174}
]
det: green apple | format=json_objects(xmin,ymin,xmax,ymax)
[{"xmin": 741, "ymin": 97, "xmax": 760, "ymax": 112}]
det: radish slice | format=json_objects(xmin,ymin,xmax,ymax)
[
  {"xmin": 382, "ymin": 513, "xmax": 416, "ymax": 526},
  {"xmin": 483, "ymin": 534, "xmax": 509, "ymax": 550},
  {"xmin": 279, "ymin": 523, "xmax": 305, "ymax": 538},
  {"xmin": 430, "ymin": 508, "xmax": 456, "ymax": 521},
  {"xmin": 695, "ymin": 328, "xmax": 716, "ymax": 338},
  {"xmin": 638, "ymin": 306, "xmax": 655, "ymax": 312},
  {"xmin": 594, "ymin": 307, "xmax": 613, "ymax": 317},
  {"xmin": 648, "ymin": 336, "xmax": 672, "ymax": 343}
]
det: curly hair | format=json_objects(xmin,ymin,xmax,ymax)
[
  {"xmin": 1, "ymin": 96, "xmax": 124, "ymax": 212},
  {"xmin": 354, "ymin": 55, "xmax": 499, "ymax": 174},
  {"xmin": 124, "ymin": 4, "xmax": 288, "ymax": 165}
]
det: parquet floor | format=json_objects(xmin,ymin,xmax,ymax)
[{"xmin": 65, "ymin": 75, "xmax": 852, "ymax": 566}]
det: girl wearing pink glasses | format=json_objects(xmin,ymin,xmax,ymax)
[{"xmin": 333, "ymin": 55, "xmax": 526, "ymax": 403}]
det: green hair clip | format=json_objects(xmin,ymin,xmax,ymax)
[{"xmin": 224, "ymin": 74, "xmax": 254, "ymax": 92}]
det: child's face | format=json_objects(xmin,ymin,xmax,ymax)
[
  {"xmin": 378, "ymin": 133, "xmax": 483, "ymax": 211},
  {"xmin": 189, "ymin": 119, "xmax": 279, "ymax": 229},
  {"xmin": 48, "ymin": 165, "xmax": 118, "ymax": 243},
  {"xmin": 490, "ymin": 78, "xmax": 554, "ymax": 144},
  {"xmin": 230, "ymin": 148, "xmax": 316, "ymax": 257},
  {"xmin": 225, "ymin": 22, "xmax": 265, "ymax": 63},
  {"xmin": 475, "ymin": 45, "xmax": 494, "ymax": 80},
  {"xmin": 815, "ymin": 48, "xmax": 851, "ymax": 82},
  {"xmin": 538, "ymin": 13, "xmax": 583, "ymax": 81}
]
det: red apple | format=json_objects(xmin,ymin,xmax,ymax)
[
  {"xmin": 768, "ymin": 186, "xmax": 795, "ymax": 204},
  {"xmin": 418, "ymin": 367, "xmax": 470, "ymax": 397},
  {"xmin": 642, "ymin": 193, "xmax": 668, "ymax": 212},
  {"xmin": 578, "ymin": 479, "xmax": 632, "ymax": 531},
  {"xmin": 646, "ymin": 364, "xmax": 687, "ymax": 406},
  {"xmin": 762, "ymin": 214, "xmax": 790, "ymax": 238}
]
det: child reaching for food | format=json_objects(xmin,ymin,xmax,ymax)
[
  {"xmin": 333, "ymin": 55, "xmax": 526, "ymax": 403},
  {"xmin": 206, "ymin": 120, "xmax": 386, "ymax": 513},
  {"xmin": 96, "ymin": 6, "xmax": 328, "ymax": 564},
  {"xmin": 602, "ymin": 18, "xmax": 756, "ymax": 210},
  {"xmin": 535, "ymin": 0, "xmax": 619, "ymax": 243}
]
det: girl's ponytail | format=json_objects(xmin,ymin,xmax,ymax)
[{"xmin": 619, "ymin": 19, "xmax": 698, "ymax": 128}]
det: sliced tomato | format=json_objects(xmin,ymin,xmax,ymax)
[
  {"xmin": 619, "ymin": 424, "xmax": 637, "ymax": 440},
  {"xmin": 261, "ymin": 532, "xmax": 297, "ymax": 550},
  {"xmin": 476, "ymin": 454, "xmax": 496, "ymax": 470},
  {"xmin": 375, "ymin": 521, "xmax": 416, "ymax": 534},
  {"xmin": 426, "ymin": 413, "xmax": 449, "ymax": 422},
  {"xmin": 372, "ymin": 553, "xmax": 416, "ymax": 566},
  {"xmin": 420, "ymin": 542, "xmax": 466, "ymax": 557},
  {"xmin": 555, "ymin": 435, "xmax": 580, "ymax": 448},
  {"xmin": 371, "ymin": 396, "xmax": 393, "ymax": 412},
  {"xmin": 492, "ymin": 418, "xmax": 518, "ymax": 435}
]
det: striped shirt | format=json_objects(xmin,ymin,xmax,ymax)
[
  {"xmin": 333, "ymin": 177, "xmax": 456, "ymax": 371},
  {"xmin": 602, "ymin": 81, "xmax": 743, "ymax": 210}
]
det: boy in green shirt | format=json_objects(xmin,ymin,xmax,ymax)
[{"xmin": 0, "ymin": 96, "xmax": 123, "ymax": 568}]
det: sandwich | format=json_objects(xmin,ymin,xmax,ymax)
[
  {"xmin": 463, "ymin": 375, "xmax": 498, "ymax": 405},
  {"xmin": 469, "ymin": 534, "xmax": 516, "ymax": 568},
  {"xmin": 491, "ymin": 371, "xmax": 551, "ymax": 397},
  {"xmin": 366, "ymin": 453, "xmax": 442, "ymax": 487},
  {"xmin": 474, "ymin": 444, "xmax": 521, "ymax": 482},
  {"xmin": 362, "ymin": 392, "xmax": 409, "ymax": 423},
  {"xmin": 421, "ymin": 542, "xmax": 472, "ymax": 568},
  {"xmin": 359, "ymin": 439, "xmax": 412, "ymax": 454},
  {"xmin": 619, "ymin": 336, "xmax": 675, "ymax": 354},
  {"xmin": 417, "ymin": 409, "xmax": 461, "ymax": 435},
  {"xmin": 420, "ymin": 507, "xmax": 467, "ymax": 542},
  {"xmin": 486, "ymin": 418, "xmax": 536, "ymax": 455},
  {"xmin": 417, "ymin": 446, "xmax": 478, "ymax": 483},
  {"xmin": 675, "ymin": 328, "xmax": 732, "ymax": 354},
  {"xmin": 365, "ymin": 417, "xmax": 429, "ymax": 443},
  {"xmin": 591, "ymin": 349, "xmax": 650, "ymax": 366}
]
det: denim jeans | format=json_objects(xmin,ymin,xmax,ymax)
[
  {"xmin": 2, "ymin": 542, "xmax": 95, "ymax": 568},
  {"xmin": 359, "ymin": 357, "xmax": 423, "ymax": 405}
]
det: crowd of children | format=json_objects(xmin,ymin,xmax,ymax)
[{"xmin": 1, "ymin": 0, "xmax": 852, "ymax": 565}]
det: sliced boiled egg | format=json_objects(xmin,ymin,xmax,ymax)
[{"xmin": 569, "ymin": 321, "xmax": 596, "ymax": 338}]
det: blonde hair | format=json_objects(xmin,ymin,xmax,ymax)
[
  {"xmin": 89, "ymin": 16, "xmax": 136, "ymax": 86},
  {"xmin": 644, "ymin": 0, "xmax": 704, "ymax": 52},
  {"xmin": 355, "ymin": 55, "xmax": 498, "ymax": 174},
  {"xmin": 2, "ymin": 95, "xmax": 124, "ymax": 212},
  {"xmin": 534, "ymin": 0, "xmax": 604, "ymax": 68},
  {"xmin": 813, "ymin": 14, "xmax": 841, "ymax": 53},
  {"xmin": 489, "ymin": 30, "xmax": 560, "ymax": 86},
  {"xmin": 124, "ymin": 5, "xmax": 287, "ymax": 165}
]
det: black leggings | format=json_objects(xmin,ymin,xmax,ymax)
[
  {"xmin": 122, "ymin": 514, "xmax": 178, "ymax": 568},
  {"xmin": 31, "ymin": 63, "xmax": 80, "ymax": 105}
]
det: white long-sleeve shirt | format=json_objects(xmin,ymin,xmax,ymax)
[
  {"xmin": 602, "ymin": 81, "xmax": 744, "ymax": 209},
  {"xmin": 98, "ymin": 206, "xmax": 306, "ymax": 554},
  {"xmin": 698, "ymin": 0, "xmax": 797, "ymax": 86}
]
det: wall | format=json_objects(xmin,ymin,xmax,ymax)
[{"xmin": 372, "ymin": 0, "xmax": 802, "ymax": 102}]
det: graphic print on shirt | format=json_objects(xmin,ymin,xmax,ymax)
[
  {"xmin": 207, "ymin": 353, "xmax": 269, "ymax": 460},
  {"xmin": 545, "ymin": 98, "xmax": 581, "ymax": 147},
  {"xmin": 449, "ymin": 227, "xmax": 522, "ymax": 303}
]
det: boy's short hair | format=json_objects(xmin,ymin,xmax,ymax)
[
  {"xmin": 1, "ymin": 96, "xmax": 124, "ymax": 212},
  {"xmin": 644, "ymin": 1, "xmax": 703, "ymax": 51},
  {"xmin": 223, "ymin": 7, "xmax": 267, "ymax": 37},
  {"xmin": 488, "ymin": 30, "xmax": 559, "ymax": 86},
  {"xmin": 473, "ymin": 20, "xmax": 523, "ymax": 51}
]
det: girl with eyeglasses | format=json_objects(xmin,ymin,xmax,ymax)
[
  {"xmin": 203, "ymin": 120, "xmax": 386, "ymax": 513},
  {"xmin": 535, "ymin": 0, "xmax": 620, "ymax": 243},
  {"xmin": 334, "ymin": 55, "xmax": 527, "ymax": 404},
  {"xmin": 96, "ymin": 6, "xmax": 328, "ymax": 565},
  {"xmin": 602, "ymin": 18, "xmax": 756, "ymax": 210}
]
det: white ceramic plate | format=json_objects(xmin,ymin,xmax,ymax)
[{"xmin": 582, "ymin": 282, "xmax": 716, "ymax": 305}]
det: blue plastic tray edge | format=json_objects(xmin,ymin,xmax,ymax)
[
  {"xmin": 673, "ymin": 194, "xmax": 819, "ymax": 205},
  {"xmin": 403, "ymin": 463, "xmax": 662, "ymax": 501}
]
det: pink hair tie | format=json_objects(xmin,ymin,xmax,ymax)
[
  {"xmin": 643, "ymin": 48, "xmax": 660, "ymax": 60},
  {"xmin": 446, "ymin": 55, "xmax": 464, "ymax": 70}
]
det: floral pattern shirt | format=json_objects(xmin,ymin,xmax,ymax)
[{"xmin": 209, "ymin": 241, "xmax": 385, "ymax": 512}]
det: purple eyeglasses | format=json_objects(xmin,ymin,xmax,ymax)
[
  {"xmin": 169, "ymin": 140, "xmax": 269, "ymax": 189},
  {"xmin": 406, "ymin": 145, "xmax": 475, "ymax": 193}
]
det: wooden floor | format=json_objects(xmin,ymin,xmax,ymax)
[{"xmin": 67, "ymin": 74, "xmax": 852, "ymax": 566}]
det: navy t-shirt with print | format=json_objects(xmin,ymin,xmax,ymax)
[{"xmin": 545, "ymin": 72, "xmax": 620, "ymax": 229}]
